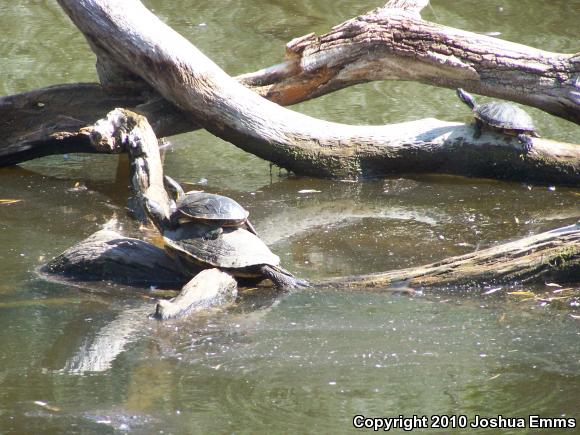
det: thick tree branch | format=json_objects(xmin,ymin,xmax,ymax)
[
  {"xmin": 1, "ymin": 1, "xmax": 578, "ymax": 183},
  {"xmin": 267, "ymin": 5, "xmax": 580, "ymax": 123}
]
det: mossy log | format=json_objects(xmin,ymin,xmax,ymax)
[{"xmin": 320, "ymin": 223, "xmax": 580, "ymax": 290}]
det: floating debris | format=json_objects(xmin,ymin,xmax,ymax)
[
  {"xmin": 68, "ymin": 182, "xmax": 88, "ymax": 192},
  {"xmin": 0, "ymin": 199, "xmax": 22, "ymax": 205},
  {"xmin": 34, "ymin": 401, "xmax": 60, "ymax": 412},
  {"xmin": 482, "ymin": 286, "xmax": 503, "ymax": 295},
  {"xmin": 298, "ymin": 189, "xmax": 321, "ymax": 193},
  {"xmin": 545, "ymin": 282, "xmax": 562, "ymax": 288}
]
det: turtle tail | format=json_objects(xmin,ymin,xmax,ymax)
[
  {"xmin": 456, "ymin": 88, "xmax": 476, "ymax": 109},
  {"xmin": 260, "ymin": 265, "xmax": 310, "ymax": 290}
]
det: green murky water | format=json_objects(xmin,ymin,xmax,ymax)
[{"xmin": 1, "ymin": 1, "xmax": 579, "ymax": 433}]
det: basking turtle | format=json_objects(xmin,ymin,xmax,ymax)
[
  {"xmin": 456, "ymin": 88, "xmax": 539, "ymax": 153},
  {"xmin": 143, "ymin": 196, "xmax": 306, "ymax": 290},
  {"xmin": 164, "ymin": 175, "xmax": 257, "ymax": 236}
]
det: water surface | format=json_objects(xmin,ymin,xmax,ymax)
[{"xmin": 0, "ymin": 1, "xmax": 579, "ymax": 433}]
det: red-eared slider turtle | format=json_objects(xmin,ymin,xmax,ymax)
[
  {"xmin": 456, "ymin": 88, "xmax": 539, "ymax": 153},
  {"xmin": 164, "ymin": 175, "xmax": 257, "ymax": 236},
  {"xmin": 143, "ymin": 196, "xmax": 306, "ymax": 290}
]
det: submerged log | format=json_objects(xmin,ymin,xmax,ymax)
[
  {"xmin": 320, "ymin": 223, "xmax": 580, "ymax": 290},
  {"xmin": 38, "ymin": 109, "xmax": 578, "ymax": 297},
  {"xmin": 44, "ymin": 223, "xmax": 580, "ymax": 293}
]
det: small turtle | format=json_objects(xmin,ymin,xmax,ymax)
[
  {"xmin": 164, "ymin": 175, "xmax": 258, "ymax": 236},
  {"xmin": 143, "ymin": 196, "xmax": 306, "ymax": 290},
  {"xmin": 456, "ymin": 88, "xmax": 539, "ymax": 153}
]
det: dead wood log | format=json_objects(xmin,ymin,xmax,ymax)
[
  {"xmin": 154, "ymin": 269, "xmax": 238, "ymax": 320},
  {"xmin": 43, "ymin": 223, "xmax": 580, "ymax": 293},
  {"xmin": 3, "ymin": 83, "xmax": 579, "ymax": 186},
  {"xmin": 244, "ymin": 1, "xmax": 580, "ymax": 123},
  {"xmin": 320, "ymin": 223, "xmax": 580, "ymax": 290},
  {"xmin": 42, "ymin": 229, "xmax": 187, "ymax": 287},
  {"xmin": 0, "ymin": 0, "xmax": 564, "ymax": 184},
  {"xmin": 0, "ymin": 83, "xmax": 197, "ymax": 167}
]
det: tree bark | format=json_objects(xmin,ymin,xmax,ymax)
[{"xmin": 259, "ymin": 3, "xmax": 580, "ymax": 123}]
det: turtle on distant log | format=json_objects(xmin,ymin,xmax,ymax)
[{"xmin": 456, "ymin": 88, "xmax": 540, "ymax": 153}]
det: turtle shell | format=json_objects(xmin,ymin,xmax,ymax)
[
  {"xmin": 474, "ymin": 102, "xmax": 536, "ymax": 133},
  {"xmin": 177, "ymin": 192, "xmax": 249, "ymax": 224},
  {"xmin": 163, "ymin": 223, "xmax": 279, "ymax": 272}
]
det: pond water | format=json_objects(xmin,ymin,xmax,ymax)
[{"xmin": 1, "ymin": 0, "xmax": 579, "ymax": 433}]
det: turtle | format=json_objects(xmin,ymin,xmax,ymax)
[
  {"xmin": 456, "ymin": 88, "xmax": 539, "ymax": 153},
  {"xmin": 163, "ymin": 175, "xmax": 258, "ymax": 237},
  {"xmin": 142, "ymin": 196, "xmax": 307, "ymax": 290}
]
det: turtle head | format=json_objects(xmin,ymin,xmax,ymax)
[
  {"xmin": 456, "ymin": 88, "xmax": 476, "ymax": 110},
  {"xmin": 142, "ymin": 195, "xmax": 172, "ymax": 233},
  {"xmin": 164, "ymin": 175, "xmax": 186, "ymax": 203}
]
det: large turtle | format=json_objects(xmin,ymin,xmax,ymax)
[
  {"xmin": 164, "ymin": 175, "xmax": 257, "ymax": 236},
  {"xmin": 456, "ymin": 88, "xmax": 539, "ymax": 153},
  {"xmin": 143, "ymin": 196, "xmax": 306, "ymax": 290}
]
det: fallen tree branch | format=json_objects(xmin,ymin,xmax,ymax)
[
  {"xmin": 43, "ymin": 223, "xmax": 580, "ymax": 292},
  {"xmin": 246, "ymin": 3, "xmax": 580, "ymax": 123},
  {"xmin": 320, "ymin": 223, "xmax": 580, "ymax": 290}
]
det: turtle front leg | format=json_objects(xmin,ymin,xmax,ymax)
[
  {"xmin": 260, "ymin": 265, "xmax": 310, "ymax": 290},
  {"xmin": 203, "ymin": 227, "xmax": 224, "ymax": 240},
  {"xmin": 517, "ymin": 133, "xmax": 533, "ymax": 154}
]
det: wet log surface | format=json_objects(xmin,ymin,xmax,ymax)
[{"xmin": 42, "ymin": 229, "xmax": 187, "ymax": 287}]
